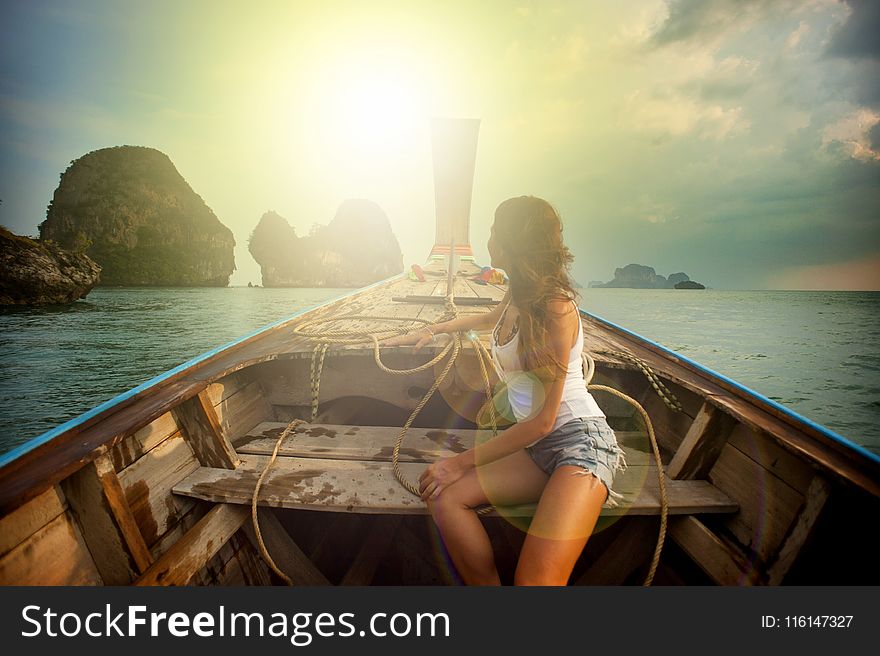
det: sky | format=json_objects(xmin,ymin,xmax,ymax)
[{"xmin": 0, "ymin": 0, "xmax": 878, "ymax": 290}]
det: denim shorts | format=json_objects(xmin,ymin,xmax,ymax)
[{"xmin": 525, "ymin": 416, "xmax": 628, "ymax": 508}]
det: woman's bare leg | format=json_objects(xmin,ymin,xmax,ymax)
[
  {"xmin": 514, "ymin": 465, "xmax": 608, "ymax": 585},
  {"xmin": 426, "ymin": 449, "xmax": 549, "ymax": 585}
]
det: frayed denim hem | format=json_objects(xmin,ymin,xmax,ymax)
[{"xmin": 569, "ymin": 440, "xmax": 628, "ymax": 509}]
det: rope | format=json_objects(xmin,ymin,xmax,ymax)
[
  {"xmin": 290, "ymin": 296, "xmax": 488, "ymax": 495},
  {"xmin": 583, "ymin": 352, "xmax": 668, "ymax": 586},
  {"xmin": 250, "ymin": 417, "xmax": 305, "ymax": 586},
  {"xmin": 594, "ymin": 348, "xmax": 685, "ymax": 414},
  {"xmin": 251, "ymin": 287, "xmax": 680, "ymax": 587}
]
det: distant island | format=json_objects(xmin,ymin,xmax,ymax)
[
  {"xmin": 589, "ymin": 263, "xmax": 705, "ymax": 289},
  {"xmin": 673, "ymin": 280, "xmax": 706, "ymax": 289},
  {"xmin": 248, "ymin": 199, "xmax": 403, "ymax": 287},
  {"xmin": 38, "ymin": 146, "xmax": 235, "ymax": 286}
]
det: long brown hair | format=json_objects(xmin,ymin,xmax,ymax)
[{"xmin": 493, "ymin": 196, "xmax": 579, "ymax": 382}]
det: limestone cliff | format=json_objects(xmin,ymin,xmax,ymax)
[
  {"xmin": 248, "ymin": 200, "xmax": 403, "ymax": 287},
  {"xmin": 589, "ymin": 264, "xmax": 704, "ymax": 289},
  {"xmin": 38, "ymin": 146, "xmax": 235, "ymax": 286},
  {"xmin": 1, "ymin": 227, "xmax": 101, "ymax": 305}
]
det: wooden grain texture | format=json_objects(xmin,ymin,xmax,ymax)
[
  {"xmin": 669, "ymin": 514, "xmax": 762, "ymax": 585},
  {"xmin": 767, "ymin": 474, "xmax": 831, "ymax": 585},
  {"xmin": 110, "ymin": 412, "xmax": 181, "ymax": 472},
  {"xmin": 135, "ymin": 503, "xmax": 249, "ymax": 586},
  {"xmin": 242, "ymin": 508, "xmax": 330, "ymax": 585},
  {"xmin": 173, "ymin": 455, "xmax": 737, "ymax": 517},
  {"xmin": 172, "ymin": 389, "xmax": 240, "ymax": 469},
  {"xmin": 118, "ymin": 434, "xmax": 201, "ymax": 545},
  {"xmin": 669, "ymin": 402, "xmax": 737, "ymax": 480},
  {"xmin": 207, "ymin": 532, "xmax": 272, "ymax": 586},
  {"xmin": 636, "ymin": 389, "xmax": 697, "ymax": 459},
  {"xmin": 0, "ymin": 511, "xmax": 103, "ymax": 585},
  {"xmin": 202, "ymin": 368, "xmax": 258, "ymax": 406},
  {"xmin": 708, "ymin": 441, "xmax": 803, "ymax": 564},
  {"xmin": 62, "ymin": 453, "xmax": 152, "ymax": 583},
  {"xmin": 0, "ymin": 485, "xmax": 66, "ymax": 558},
  {"xmin": 259, "ymin": 355, "xmax": 439, "ymax": 412},
  {"xmin": 707, "ymin": 392, "xmax": 880, "ymax": 497},
  {"xmin": 725, "ymin": 422, "xmax": 813, "ymax": 494},
  {"xmin": 234, "ymin": 421, "xmax": 649, "ymax": 464},
  {"xmin": 215, "ymin": 532, "xmax": 273, "ymax": 586},
  {"xmin": 149, "ymin": 501, "xmax": 209, "ymax": 561},
  {"xmin": 209, "ymin": 379, "xmax": 274, "ymax": 442}
]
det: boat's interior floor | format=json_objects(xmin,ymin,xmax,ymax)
[{"xmin": 173, "ymin": 422, "xmax": 738, "ymax": 518}]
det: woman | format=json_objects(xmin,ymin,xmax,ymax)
[{"xmin": 382, "ymin": 196, "xmax": 626, "ymax": 585}]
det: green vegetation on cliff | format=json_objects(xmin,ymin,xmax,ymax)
[{"xmin": 39, "ymin": 146, "xmax": 235, "ymax": 286}]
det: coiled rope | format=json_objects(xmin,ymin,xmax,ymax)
[
  {"xmin": 250, "ymin": 290, "xmax": 679, "ymax": 586},
  {"xmin": 593, "ymin": 349, "xmax": 685, "ymax": 414},
  {"xmin": 583, "ymin": 352, "xmax": 670, "ymax": 586}
]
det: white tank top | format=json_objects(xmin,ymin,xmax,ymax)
[{"xmin": 489, "ymin": 297, "xmax": 606, "ymax": 446}]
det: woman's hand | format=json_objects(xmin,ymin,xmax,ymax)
[
  {"xmin": 379, "ymin": 327, "xmax": 436, "ymax": 352},
  {"xmin": 419, "ymin": 456, "xmax": 469, "ymax": 501}
]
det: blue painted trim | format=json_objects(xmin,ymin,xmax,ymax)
[
  {"xmin": 0, "ymin": 274, "xmax": 406, "ymax": 469},
  {"xmin": 581, "ymin": 308, "xmax": 880, "ymax": 466}
]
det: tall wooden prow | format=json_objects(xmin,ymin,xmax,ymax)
[
  {"xmin": 428, "ymin": 117, "xmax": 480, "ymax": 266},
  {"xmin": 395, "ymin": 117, "xmax": 495, "ymax": 306}
]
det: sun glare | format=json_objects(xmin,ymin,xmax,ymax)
[
  {"xmin": 334, "ymin": 73, "xmax": 421, "ymax": 152},
  {"xmin": 304, "ymin": 52, "xmax": 431, "ymax": 167}
]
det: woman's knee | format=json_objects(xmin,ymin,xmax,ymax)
[{"xmin": 426, "ymin": 480, "xmax": 479, "ymax": 518}]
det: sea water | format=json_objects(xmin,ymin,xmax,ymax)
[{"xmin": 1, "ymin": 287, "xmax": 877, "ymax": 458}]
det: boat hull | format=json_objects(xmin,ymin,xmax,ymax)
[{"xmin": 1, "ymin": 263, "xmax": 878, "ymax": 586}]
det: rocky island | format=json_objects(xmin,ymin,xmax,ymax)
[
  {"xmin": 38, "ymin": 146, "xmax": 235, "ymax": 286},
  {"xmin": 1, "ymin": 226, "xmax": 101, "ymax": 305},
  {"xmin": 589, "ymin": 263, "xmax": 705, "ymax": 289},
  {"xmin": 673, "ymin": 280, "xmax": 706, "ymax": 290},
  {"xmin": 248, "ymin": 200, "xmax": 403, "ymax": 287}
]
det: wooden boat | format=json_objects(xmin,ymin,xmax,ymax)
[{"xmin": 1, "ymin": 120, "xmax": 878, "ymax": 587}]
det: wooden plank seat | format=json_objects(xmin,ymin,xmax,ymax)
[
  {"xmin": 233, "ymin": 421, "xmax": 648, "ymax": 463},
  {"xmin": 173, "ymin": 423, "xmax": 739, "ymax": 518}
]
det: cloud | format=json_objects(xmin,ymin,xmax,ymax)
[
  {"xmin": 767, "ymin": 253, "xmax": 880, "ymax": 290},
  {"xmin": 785, "ymin": 20, "xmax": 810, "ymax": 50},
  {"xmin": 821, "ymin": 107, "xmax": 880, "ymax": 161},
  {"xmin": 825, "ymin": 0, "xmax": 880, "ymax": 60},
  {"xmin": 623, "ymin": 89, "xmax": 750, "ymax": 140},
  {"xmin": 679, "ymin": 56, "xmax": 759, "ymax": 100},
  {"xmin": 869, "ymin": 122, "xmax": 880, "ymax": 150},
  {"xmin": 649, "ymin": 0, "xmax": 799, "ymax": 48}
]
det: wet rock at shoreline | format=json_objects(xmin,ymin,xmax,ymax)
[{"xmin": 1, "ymin": 227, "xmax": 101, "ymax": 305}]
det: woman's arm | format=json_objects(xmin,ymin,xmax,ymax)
[
  {"xmin": 418, "ymin": 299, "xmax": 578, "ymax": 499},
  {"xmin": 453, "ymin": 298, "xmax": 576, "ymax": 467},
  {"xmin": 430, "ymin": 289, "xmax": 510, "ymax": 335},
  {"xmin": 380, "ymin": 289, "xmax": 510, "ymax": 348}
]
